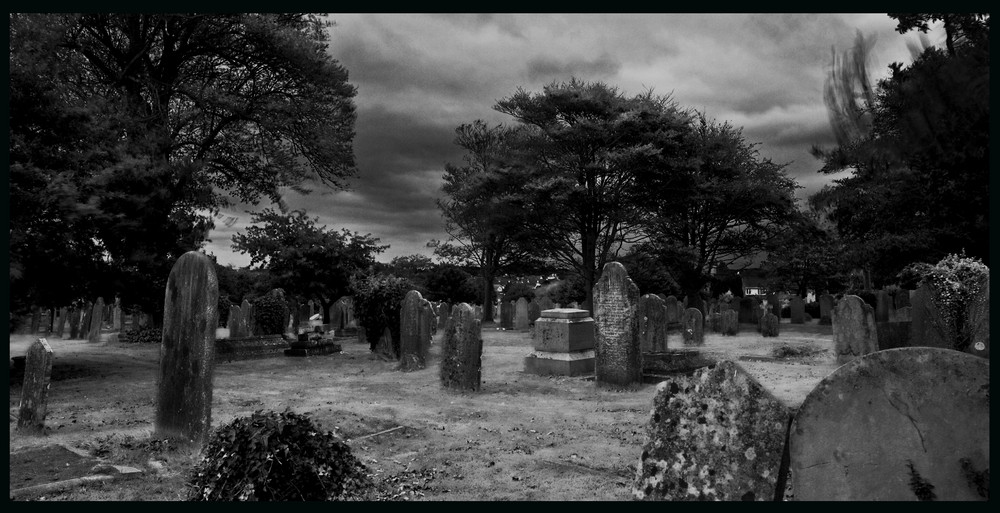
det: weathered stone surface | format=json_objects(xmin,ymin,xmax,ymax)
[
  {"xmin": 523, "ymin": 350, "xmax": 596, "ymax": 376},
  {"xmin": 216, "ymin": 335, "xmax": 291, "ymax": 362},
  {"xmin": 226, "ymin": 305, "xmax": 240, "ymax": 337},
  {"xmin": 88, "ymin": 297, "xmax": 105, "ymax": 343},
  {"xmin": 374, "ymin": 327, "xmax": 396, "ymax": 359},
  {"xmin": 818, "ymin": 294, "xmax": 834, "ymax": 325},
  {"xmin": 875, "ymin": 321, "xmax": 911, "ymax": 350},
  {"xmin": 738, "ymin": 297, "xmax": 758, "ymax": 324},
  {"xmin": 641, "ymin": 350, "xmax": 719, "ymax": 377},
  {"xmin": 17, "ymin": 338, "xmax": 55, "ymax": 434},
  {"xmin": 790, "ymin": 347, "xmax": 989, "ymax": 501},
  {"xmin": 155, "ymin": 251, "xmax": 218, "ymax": 446},
  {"xmin": 80, "ymin": 301, "xmax": 93, "ymax": 339},
  {"xmin": 68, "ymin": 308, "xmax": 82, "ymax": 339},
  {"xmin": 681, "ymin": 308, "xmax": 704, "ymax": 345},
  {"xmin": 637, "ymin": 294, "xmax": 668, "ymax": 353},
  {"xmin": 593, "ymin": 262, "xmax": 642, "ymax": 386},
  {"xmin": 789, "ymin": 296, "xmax": 805, "ymax": 324},
  {"xmin": 527, "ymin": 300, "xmax": 541, "ymax": 325},
  {"xmin": 664, "ymin": 296, "xmax": 681, "ymax": 325},
  {"xmin": 875, "ymin": 289, "xmax": 892, "ymax": 323},
  {"xmin": 514, "ymin": 297, "xmax": 530, "ymax": 330},
  {"xmin": 239, "ymin": 299, "xmax": 252, "ymax": 338},
  {"xmin": 533, "ymin": 311, "xmax": 595, "ymax": 353},
  {"xmin": 893, "ymin": 289, "xmax": 911, "ymax": 309},
  {"xmin": 634, "ymin": 360, "xmax": 791, "ymax": 501},
  {"xmin": 966, "ymin": 275, "xmax": 989, "ymax": 359},
  {"xmin": 721, "ymin": 310, "xmax": 739, "ymax": 335},
  {"xmin": 398, "ymin": 291, "xmax": 431, "ymax": 371},
  {"xmin": 440, "ymin": 303, "xmax": 483, "ymax": 391},
  {"xmin": 760, "ymin": 312, "xmax": 779, "ymax": 337},
  {"xmin": 500, "ymin": 300, "xmax": 514, "ymax": 329},
  {"xmin": 832, "ymin": 295, "xmax": 878, "ymax": 363}
]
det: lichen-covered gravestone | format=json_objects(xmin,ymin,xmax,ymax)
[
  {"xmin": 398, "ymin": 290, "xmax": 432, "ymax": 371},
  {"xmin": 760, "ymin": 312, "xmax": 779, "ymax": 337},
  {"xmin": 16, "ymin": 338, "xmax": 55, "ymax": 434},
  {"xmin": 790, "ymin": 347, "xmax": 989, "ymax": 501},
  {"xmin": 154, "ymin": 251, "xmax": 218, "ymax": 446},
  {"xmin": 637, "ymin": 294, "xmax": 668, "ymax": 353},
  {"xmin": 681, "ymin": 307, "xmax": 704, "ymax": 345},
  {"xmin": 634, "ymin": 360, "xmax": 791, "ymax": 501},
  {"xmin": 593, "ymin": 262, "xmax": 642, "ymax": 386},
  {"xmin": 514, "ymin": 297, "xmax": 530, "ymax": 330},
  {"xmin": 88, "ymin": 296, "xmax": 105, "ymax": 343},
  {"xmin": 439, "ymin": 303, "xmax": 483, "ymax": 391},
  {"xmin": 832, "ymin": 295, "xmax": 878, "ymax": 363}
]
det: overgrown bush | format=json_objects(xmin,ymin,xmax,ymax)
[
  {"xmin": 121, "ymin": 325, "xmax": 161, "ymax": 344},
  {"xmin": 548, "ymin": 274, "xmax": 587, "ymax": 305},
  {"xmin": 251, "ymin": 293, "xmax": 287, "ymax": 335},
  {"xmin": 187, "ymin": 409, "xmax": 372, "ymax": 501},
  {"xmin": 501, "ymin": 281, "xmax": 535, "ymax": 302},
  {"xmin": 804, "ymin": 301, "xmax": 820, "ymax": 319},
  {"xmin": 352, "ymin": 273, "xmax": 412, "ymax": 353},
  {"xmin": 902, "ymin": 253, "xmax": 989, "ymax": 351}
]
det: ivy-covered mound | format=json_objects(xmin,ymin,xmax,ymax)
[
  {"xmin": 121, "ymin": 325, "xmax": 161, "ymax": 344},
  {"xmin": 187, "ymin": 409, "xmax": 372, "ymax": 501}
]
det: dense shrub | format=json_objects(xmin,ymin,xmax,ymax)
[
  {"xmin": 548, "ymin": 274, "xmax": 587, "ymax": 305},
  {"xmin": 352, "ymin": 273, "xmax": 412, "ymax": 353},
  {"xmin": 187, "ymin": 409, "xmax": 371, "ymax": 501},
  {"xmin": 804, "ymin": 301, "xmax": 820, "ymax": 319},
  {"xmin": 251, "ymin": 293, "xmax": 288, "ymax": 335},
  {"xmin": 121, "ymin": 325, "xmax": 161, "ymax": 344},
  {"xmin": 903, "ymin": 253, "xmax": 989, "ymax": 351},
  {"xmin": 501, "ymin": 281, "xmax": 535, "ymax": 302}
]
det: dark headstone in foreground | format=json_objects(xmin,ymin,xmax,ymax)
[
  {"xmin": 17, "ymin": 338, "xmax": 55, "ymax": 434},
  {"xmin": 789, "ymin": 296, "xmax": 805, "ymax": 324},
  {"xmin": 790, "ymin": 347, "xmax": 989, "ymax": 501},
  {"xmin": 154, "ymin": 251, "xmax": 219, "ymax": 446},
  {"xmin": 634, "ymin": 360, "xmax": 790, "ymax": 501},
  {"xmin": 439, "ymin": 303, "xmax": 483, "ymax": 391},
  {"xmin": 593, "ymin": 262, "xmax": 642, "ymax": 386}
]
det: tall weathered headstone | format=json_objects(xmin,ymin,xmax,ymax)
[
  {"xmin": 634, "ymin": 360, "xmax": 791, "ymax": 501},
  {"xmin": 874, "ymin": 290, "xmax": 892, "ymax": 323},
  {"xmin": 637, "ymin": 294, "xmax": 668, "ymax": 353},
  {"xmin": 154, "ymin": 251, "xmax": 218, "ymax": 445},
  {"xmin": 832, "ymin": 295, "xmax": 878, "ymax": 363},
  {"xmin": 789, "ymin": 296, "xmax": 805, "ymax": 324},
  {"xmin": 227, "ymin": 305, "xmax": 241, "ymax": 337},
  {"xmin": 791, "ymin": 347, "xmax": 989, "ymax": 501},
  {"xmin": 721, "ymin": 309, "xmax": 739, "ymax": 335},
  {"xmin": 439, "ymin": 303, "xmax": 483, "ymax": 391},
  {"xmin": 16, "ymin": 338, "xmax": 55, "ymax": 434},
  {"xmin": 54, "ymin": 307, "xmax": 68, "ymax": 338},
  {"xmin": 760, "ymin": 312, "xmax": 779, "ymax": 337},
  {"xmin": 514, "ymin": 297, "xmax": 530, "ymax": 330},
  {"xmin": 681, "ymin": 307, "xmax": 704, "ymax": 345},
  {"xmin": 500, "ymin": 300, "xmax": 514, "ymax": 330},
  {"xmin": 239, "ymin": 299, "xmax": 252, "ymax": 337},
  {"xmin": 88, "ymin": 297, "xmax": 105, "ymax": 343},
  {"xmin": 593, "ymin": 262, "xmax": 641, "ymax": 386},
  {"xmin": 398, "ymin": 291, "xmax": 432, "ymax": 371},
  {"xmin": 80, "ymin": 301, "xmax": 93, "ymax": 339},
  {"xmin": 818, "ymin": 294, "xmax": 834, "ymax": 325}
]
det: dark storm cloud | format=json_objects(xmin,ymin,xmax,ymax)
[{"xmin": 525, "ymin": 53, "xmax": 621, "ymax": 82}]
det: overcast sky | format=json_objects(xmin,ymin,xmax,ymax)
[{"xmin": 204, "ymin": 13, "xmax": 941, "ymax": 268}]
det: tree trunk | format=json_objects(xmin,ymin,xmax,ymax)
[{"xmin": 581, "ymin": 231, "xmax": 597, "ymax": 314}]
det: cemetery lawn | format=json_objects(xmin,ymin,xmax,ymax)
[{"xmin": 9, "ymin": 322, "xmax": 838, "ymax": 501}]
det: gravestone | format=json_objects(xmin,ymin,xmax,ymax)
[
  {"xmin": 227, "ymin": 305, "xmax": 241, "ymax": 337},
  {"xmin": 965, "ymin": 275, "xmax": 989, "ymax": 359},
  {"xmin": 439, "ymin": 303, "xmax": 483, "ymax": 391},
  {"xmin": 910, "ymin": 283, "xmax": 950, "ymax": 350},
  {"xmin": 29, "ymin": 306, "xmax": 42, "ymax": 334},
  {"xmin": 329, "ymin": 302, "xmax": 344, "ymax": 330},
  {"xmin": 527, "ymin": 300, "xmax": 541, "ymax": 325},
  {"xmin": 240, "ymin": 299, "xmax": 252, "ymax": 337},
  {"xmin": 894, "ymin": 305, "xmax": 912, "ymax": 322},
  {"xmin": 88, "ymin": 297, "xmax": 105, "ymax": 343},
  {"xmin": 681, "ymin": 307, "xmax": 704, "ymax": 345},
  {"xmin": 374, "ymin": 327, "xmax": 397, "ymax": 360},
  {"xmin": 16, "ymin": 338, "xmax": 55, "ymax": 434},
  {"xmin": 54, "ymin": 307, "xmax": 68, "ymax": 338},
  {"xmin": 593, "ymin": 262, "xmax": 642, "ymax": 386},
  {"xmin": 765, "ymin": 293, "xmax": 780, "ymax": 318},
  {"xmin": 875, "ymin": 290, "xmax": 892, "ymax": 323},
  {"xmin": 398, "ymin": 290, "xmax": 432, "ymax": 371},
  {"xmin": 634, "ymin": 360, "xmax": 791, "ymax": 501},
  {"xmin": 893, "ymin": 288, "xmax": 911, "ymax": 309},
  {"xmin": 876, "ymin": 321, "xmax": 911, "ymax": 350},
  {"xmin": 68, "ymin": 308, "xmax": 82, "ymax": 339},
  {"xmin": 789, "ymin": 296, "xmax": 805, "ymax": 324},
  {"xmin": 760, "ymin": 312, "xmax": 779, "ymax": 337},
  {"xmin": 637, "ymin": 294, "xmax": 668, "ymax": 353},
  {"xmin": 738, "ymin": 297, "xmax": 758, "ymax": 324},
  {"xmin": 112, "ymin": 298, "xmax": 122, "ymax": 331},
  {"xmin": 790, "ymin": 347, "xmax": 989, "ymax": 501},
  {"xmin": 514, "ymin": 297, "xmax": 530, "ymax": 330},
  {"xmin": 525, "ymin": 309, "xmax": 596, "ymax": 376},
  {"xmin": 154, "ymin": 251, "xmax": 219, "ymax": 446},
  {"xmin": 538, "ymin": 296, "xmax": 555, "ymax": 312},
  {"xmin": 832, "ymin": 295, "xmax": 878, "ymax": 363},
  {"xmin": 80, "ymin": 301, "xmax": 93, "ymax": 339},
  {"xmin": 664, "ymin": 296, "xmax": 681, "ymax": 326},
  {"xmin": 500, "ymin": 300, "xmax": 514, "ymax": 330},
  {"xmin": 721, "ymin": 309, "xmax": 739, "ymax": 335},
  {"xmin": 818, "ymin": 294, "xmax": 834, "ymax": 325}
]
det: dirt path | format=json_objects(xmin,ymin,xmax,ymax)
[{"xmin": 9, "ymin": 321, "xmax": 837, "ymax": 500}]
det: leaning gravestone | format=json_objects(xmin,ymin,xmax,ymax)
[
  {"xmin": 721, "ymin": 309, "xmax": 739, "ymax": 335},
  {"xmin": 398, "ymin": 291, "xmax": 432, "ymax": 371},
  {"xmin": 16, "ymin": 338, "xmax": 55, "ymax": 434},
  {"xmin": 832, "ymin": 295, "xmax": 878, "ymax": 364},
  {"xmin": 88, "ymin": 297, "xmax": 105, "ymax": 343},
  {"xmin": 910, "ymin": 283, "xmax": 950, "ymax": 350},
  {"xmin": 789, "ymin": 296, "xmax": 805, "ymax": 324},
  {"xmin": 681, "ymin": 307, "xmax": 704, "ymax": 345},
  {"xmin": 593, "ymin": 262, "xmax": 642, "ymax": 386},
  {"xmin": 154, "ymin": 251, "xmax": 218, "ymax": 446},
  {"xmin": 514, "ymin": 297, "xmax": 530, "ymax": 330},
  {"xmin": 439, "ymin": 303, "xmax": 483, "ymax": 391},
  {"xmin": 634, "ymin": 360, "xmax": 791, "ymax": 501},
  {"xmin": 637, "ymin": 294, "xmax": 668, "ymax": 353},
  {"xmin": 818, "ymin": 294, "xmax": 834, "ymax": 325},
  {"xmin": 790, "ymin": 347, "xmax": 989, "ymax": 501},
  {"xmin": 965, "ymin": 275, "xmax": 989, "ymax": 359}
]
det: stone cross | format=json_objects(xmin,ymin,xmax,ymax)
[
  {"xmin": 637, "ymin": 294, "xmax": 668, "ymax": 353},
  {"xmin": 789, "ymin": 296, "xmax": 805, "ymax": 324},
  {"xmin": 398, "ymin": 290, "xmax": 432, "ymax": 371},
  {"xmin": 514, "ymin": 297, "xmax": 530, "ymax": 330},
  {"xmin": 88, "ymin": 297, "xmax": 105, "ymax": 343},
  {"xmin": 832, "ymin": 295, "xmax": 878, "ymax": 363},
  {"xmin": 439, "ymin": 303, "xmax": 483, "ymax": 391},
  {"xmin": 681, "ymin": 307, "xmax": 704, "ymax": 345},
  {"xmin": 154, "ymin": 251, "xmax": 219, "ymax": 446},
  {"xmin": 16, "ymin": 338, "xmax": 54, "ymax": 434},
  {"xmin": 593, "ymin": 262, "xmax": 642, "ymax": 386}
]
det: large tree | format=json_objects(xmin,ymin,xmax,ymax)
[
  {"xmin": 231, "ymin": 208, "xmax": 386, "ymax": 323},
  {"xmin": 9, "ymin": 13, "xmax": 358, "ymax": 321},
  {"xmin": 493, "ymin": 79, "xmax": 691, "ymax": 311}
]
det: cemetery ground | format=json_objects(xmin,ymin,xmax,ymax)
[{"xmin": 9, "ymin": 321, "xmax": 839, "ymax": 501}]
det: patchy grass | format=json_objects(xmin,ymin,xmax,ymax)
[{"xmin": 771, "ymin": 344, "xmax": 825, "ymax": 359}]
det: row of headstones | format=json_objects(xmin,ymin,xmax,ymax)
[{"xmin": 24, "ymin": 298, "xmax": 130, "ymax": 343}]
